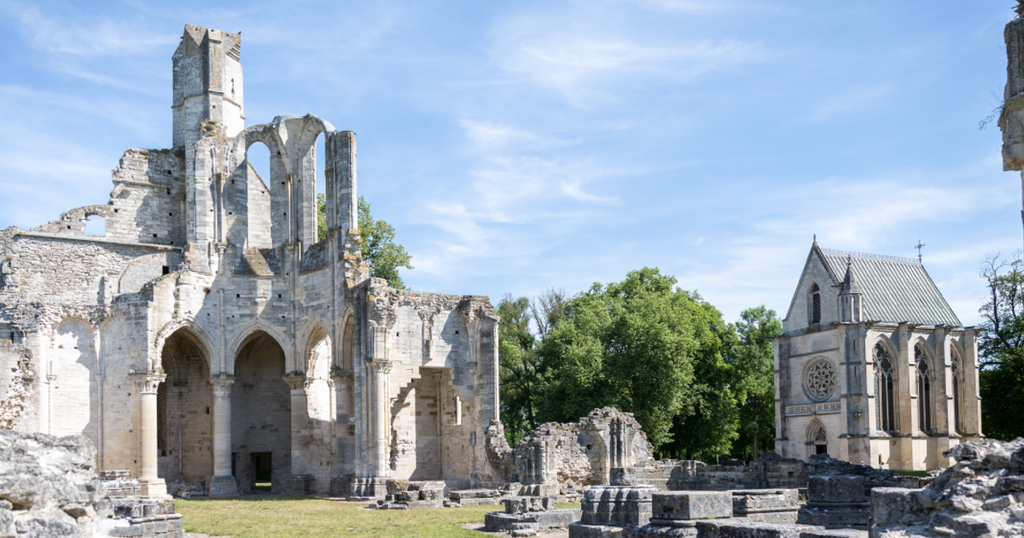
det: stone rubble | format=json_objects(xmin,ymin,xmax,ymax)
[
  {"xmin": 0, "ymin": 430, "xmax": 184, "ymax": 537},
  {"xmin": 484, "ymin": 496, "xmax": 582, "ymax": 535},
  {"xmin": 870, "ymin": 437, "xmax": 1024, "ymax": 538}
]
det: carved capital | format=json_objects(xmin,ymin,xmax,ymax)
[
  {"xmin": 209, "ymin": 375, "xmax": 235, "ymax": 398},
  {"xmin": 331, "ymin": 368, "xmax": 355, "ymax": 383},
  {"xmin": 369, "ymin": 360, "xmax": 393, "ymax": 374},
  {"xmin": 282, "ymin": 374, "xmax": 306, "ymax": 391},
  {"xmin": 131, "ymin": 373, "xmax": 166, "ymax": 394}
]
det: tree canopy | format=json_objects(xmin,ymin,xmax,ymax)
[
  {"xmin": 497, "ymin": 267, "xmax": 779, "ymax": 459},
  {"xmin": 317, "ymin": 194, "xmax": 414, "ymax": 289},
  {"xmin": 978, "ymin": 254, "xmax": 1024, "ymax": 441}
]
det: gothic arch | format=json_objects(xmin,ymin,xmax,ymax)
[
  {"xmin": 152, "ymin": 319, "xmax": 215, "ymax": 373},
  {"xmin": 806, "ymin": 419, "xmax": 828, "ymax": 457},
  {"xmin": 914, "ymin": 341, "xmax": 934, "ymax": 433},
  {"xmin": 872, "ymin": 337, "xmax": 898, "ymax": 433},
  {"xmin": 303, "ymin": 324, "xmax": 333, "ymax": 380},
  {"xmin": 226, "ymin": 321, "xmax": 291, "ymax": 375},
  {"xmin": 808, "ymin": 282, "xmax": 821, "ymax": 325}
]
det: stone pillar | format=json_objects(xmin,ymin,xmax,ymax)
[
  {"xmin": 283, "ymin": 373, "xmax": 313, "ymax": 495},
  {"xmin": 209, "ymin": 375, "xmax": 237, "ymax": 496},
  {"xmin": 369, "ymin": 360, "xmax": 392, "ymax": 478},
  {"xmin": 132, "ymin": 373, "xmax": 168, "ymax": 499}
]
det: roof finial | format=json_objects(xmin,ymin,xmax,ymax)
[
  {"xmin": 914, "ymin": 239, "xmax": 925, "ymax": 262},
  {"xmin": 813, "ymin": 234, "xmax": 817, "ymax": 244},
  {"xmin": 847, "ymin": 255, "xmax": 852, "ymax": 267}
]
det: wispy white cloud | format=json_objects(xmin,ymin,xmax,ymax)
[{"xmin": 804, "ymin": 84, "xmax": 897, "ymax": 123}]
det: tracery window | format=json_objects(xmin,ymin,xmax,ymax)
[
  {"xmin": 874, "ymin": 343, "xmax": 897, "ymax": 433},
  {"xmin": 915, "ymin": 344, "xmax": 932, "ymax": 434},
  {"xmin": 810, "ymin": 283, "xmax": 821, "ymax": 324},
  {"xmin": 951, "ymin": 348, "xmax": 964, "ymax": 435}
]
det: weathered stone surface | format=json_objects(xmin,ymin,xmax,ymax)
[
  {"xmin": 503, "ymin": 408, "xmax": 654, "ymax": 499},
  {"xmin": 871, "ymin": 438, "xmax": 1024, "ymax": 538},
  {"xmin": 697, "ymin": 519, "xmax": 823, "ymax": 538},
  {"xmin": 806, "ymin": 476, "xmax": 868, "ymax": 505},
  {"xmin": 732, "ymin": 489, "xmax": 800, "ymax": 524},
  {"xmin": 0, "ymin": 431, "xmax": 185, "ymax": 537},
  {"xmin": 652, "ymin": 491, "xmax": 732, "ymax": 521},
  {"xmin": 485, "ymin": 508, "xmax": 582, "ymax": 532},
  {"xmin": 581, "ymin": 486, "xmax": 656, "ymax": 527},
  {"xmin": 569, "ymin": 522, "xmax": 625, "ymax": 538}
]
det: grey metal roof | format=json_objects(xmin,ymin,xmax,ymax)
[{"xmin": 817, "ymin": 246, "xmax": 962, "ymax": 326}]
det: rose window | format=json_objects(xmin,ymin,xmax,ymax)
[{"xmin": 804, "ymin": 358, "xmax": 837, "ymax": 401}]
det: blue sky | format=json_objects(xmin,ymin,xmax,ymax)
[{"xmin": 0, "ymin": 1, "xmax": 1019, "ymax": 326}]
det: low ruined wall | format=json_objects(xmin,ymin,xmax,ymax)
[{"xmin": 614, "ymin": 452, "xmax": 895, "ymax": 492}]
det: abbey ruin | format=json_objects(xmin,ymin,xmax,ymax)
[{"xmin": 0, "ymin": 25, "xmax": 505, "ymax": 499}]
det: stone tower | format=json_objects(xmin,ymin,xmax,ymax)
[{"xmin": 172, "ymin": 25, "xmax": 245, "ymax": 150}]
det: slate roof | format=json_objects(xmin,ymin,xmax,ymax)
[{"xmin": 817, "ymin": 246, "xmax": 962, "ymax": 326}]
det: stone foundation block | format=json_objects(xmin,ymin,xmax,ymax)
[
  {"xmin": 807, "ymin": 476, "xmax": 867, "ymax": 504},
  {"xmin": 485, "ymin": 508, "xmax": 582, "ymax": 532},
  {"xmin": 581, "ymin": 486, "xmax": 656, "ymax": 527},
  {"xmin": 208, "ymin": 475, "xmax": 237, "ymax": 497},
  {"xmin": 569, "ymin": 522, "xmax": 625, "ymax": 538},
  {"xmin": 731, "ymin": 489, "xmax": 799, "ymax": 523},
  {"xmin": 652, "ymin": 491, "xmax": 731, "ymax": 521},
  {"xmin": 796, "ymin": 506, "xmax": 869, "ymax": 529},
  {"xmin": 697, "ymin": 519, "xmax": 823, "ymax": 538}
]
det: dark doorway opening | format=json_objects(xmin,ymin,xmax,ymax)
[
  {"xmin": 815, "ymin": 445, "xmax": 828, "ymax": 455},
  {"xmin": 251, "ymin": 452, "xmax": 272, "ymax": 492}
]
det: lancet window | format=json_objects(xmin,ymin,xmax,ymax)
[
  {"xmin": 915, "ymin": 344, "xmax": 932, "ymax": 434},
  {"xmin": 874, "ymin": 343, "xmax": 897, "ymax": 433},
  {"xmin": 951, "ymin": 348, "xmax": 964, "ymax": 435},
  {"xmin": 810, "ymin": 283, "xmax": 821, "ymax": 324}
]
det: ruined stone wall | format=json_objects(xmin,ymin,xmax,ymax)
[
  {"xmin": 505, "ymin": 408, "xmax": 654, "ymax": 496},
  {"xmin": 0, "ymin": 340, "xmax": 34, "ymax": 431}
]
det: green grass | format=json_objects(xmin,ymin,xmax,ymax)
[{"xmin": 176, "ymin": 496, "xmax": 535, "ymax": 538}]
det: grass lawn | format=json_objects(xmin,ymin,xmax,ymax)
[{"xmin": 177, "ymin": 497, "xmax": 580, "ymax": 538}]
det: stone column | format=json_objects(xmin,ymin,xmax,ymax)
[
  {"xmin": 209, "ymin": 375, "xmax": 237, "ymax": 496},
  {"xmin": 369, "ymin": 360, "xmax": 392, "ymax": 478},
  {"xmin": 132, "ymin": 373, "xmax": 168, "ymax": 498},
  {"xmin": 283, "ymin": 374, "xmax": 312, "ymax": 495}
]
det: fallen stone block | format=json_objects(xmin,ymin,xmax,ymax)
[
  {"xmin": 651, "ymin": 491, "xmax": 731, "ymax": 522},
  {"xmin": 731, "ymin": 489, "xmax": 799, "ymax": 524}
]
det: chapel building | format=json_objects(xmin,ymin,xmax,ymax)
[
  {"xmin": 772, "ymin": 242, "xmax": 982, "ymax": 471},
  {"xmin": 0, "ymin": 25, "xmax": 504, "ymax": 498}
]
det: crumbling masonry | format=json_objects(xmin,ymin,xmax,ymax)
[{"xmin": 0, "ymin": 25, "xmax": 504, "ymax": 498}]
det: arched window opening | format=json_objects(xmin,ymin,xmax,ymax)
[
  {"xmin": 915, "ymin": 344, "xmax": 932, "ymax": 434},
  {"xmin": 952, "ymin": 349, "xmax": 964, "ymax": 435},
  {"xmin": 315, "ymin": 133, "xmax": 327, "ymax": 242},
  {"xmin": 84, "ymin": 215, "xmax": 105, "ymax": 237},
  {"xmin": 874, "ymin": 343, "xmax": 896, "ymax": 433},
  {"xmin": 245, "ymin": 142, "xmax": 273, "ymax": 250},
  {"xmin": 810, "ymin": 283, "xmax": 821, "ymax": 324},
  {"xmin": 246, "ymin": 142, "xmax": 271, "ymax": 185}
]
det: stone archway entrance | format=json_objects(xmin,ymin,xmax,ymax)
[
  {"xmin": 232, "ymin": 331, "xmax": 290, "ymax": 493},
  {"xmin": 157, "ymin": 328, "xmax": 212, "ymax": 495},
  {"xmin": 807, "ymin": 420, "xmax": 828, "ymax": 458}
]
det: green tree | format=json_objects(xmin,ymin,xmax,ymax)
[
  {"xmin": 318, "ymin": 194, "xmax": 414, "ymax": 288},
  {"xmin": 664, "ymin": 300, "xmax": 739, "ymax": 461},
  {"xmin": 978, "ymin": 254, "xmax": 1024, "ymax": 441},
  {"xmin": 497, "ymin": 295, "xmax": 540, "ymax": 446},
  {"xmin": 535, "ymin": 268, "xmax": 733, "ymax": 451},
  {"xmin": 728, "ymin": 306, "xmax": 782, "ymax": 461},
  {"xmin": 317, "ymin": 193, "xmax": 328, "ymax": 242}
]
